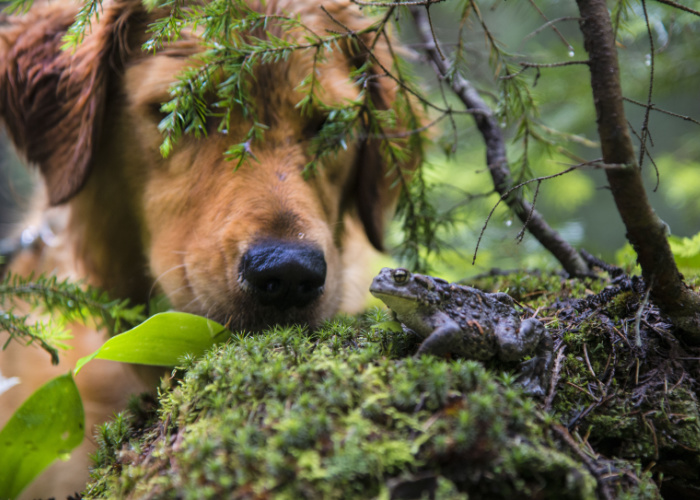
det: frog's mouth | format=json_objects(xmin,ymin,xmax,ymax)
[
  {"xmin": 369, "ymin": 287, "xmax": 413, "ymax": 302},
  {"xmin": 370, "ymin": 289, "xmax": 419, "ymax": 314}
]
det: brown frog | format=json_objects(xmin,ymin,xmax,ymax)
[{"xmin": 370, "ymin": 267, "xmax": 553, "ymax": 396}]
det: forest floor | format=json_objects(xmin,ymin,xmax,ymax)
[{"xmin": 81, "ymin": 262, "xmax": 700, "ymax": 500}]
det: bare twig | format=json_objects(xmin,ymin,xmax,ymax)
[
  {"xmin": 321, "ymin": 5, "xmax": 467, "ymax": 117},
  {"xmin": 635, "ymin": 286, "xmax": 652, "ymax": 348},
  {"xmin": 515, "ymin": 180, "xmax": 541, "ymax": 243},
  {"xmin": 473, "ymin": 162, "xmax": 606, "ymax": 259},
  {"xmin": 351, "ymin": 0, "xmax": 446, "ymax": 6},
  {"xmin": 638, "ymin": 0, "xmax": 655, "ymax": 169},
  {"xmin": 544, "ymin": 346, "xmax": 566, "ymax": 412},
  {"xmin": 626, "ymin": 120, "xmax": 660, "ymax": 191},
  {"xmin": 425, "ymin": 3, "xmax": 445, "ymax": 61},
  {"xmin": 525, "ymin": 0, "xmax": 573, "ymax": 51},
  {"xmin": 582, "ymin": 343, "xmax": 598, "ymax": 380},
  {"xmin": 623, "ymin": 97, "xmax": 700, "ymax": 126},
  {"xmin": 365, "ymin": 112, "xmax": 450, "ymax": 139},
  {"xmin": 501, "ymin": 59, "xmax": 589, "ymax": 80},
  {"xmin": 519, "ymin": 60, "xmax": 589, "ymax": 69},
  {"xmin": 651, "ymin": 0, "xmax": 700, "ymax": 17},
  {"xmin": 551, "ymin": 424, "xmax": 614, "ymax": 500},
  {"xmin": 523, "ymin": 16, "xmax": 581, "ymax": 44}
]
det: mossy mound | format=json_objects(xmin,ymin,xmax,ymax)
[
  {"xmin": 472, "ymin": 270, "xmax": 700, "ymax": 498},
  {"xmin": 83, "ymin": 271, "xmax": 700, "ymax": 499}
]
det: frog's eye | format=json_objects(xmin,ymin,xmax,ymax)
[{"xmin": 392, "ymin": 268, "xmax": 410, "ymax": 284}]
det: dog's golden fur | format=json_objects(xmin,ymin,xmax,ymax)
[{"xmin": 0, "ymin": 0, "xmax": 417, "ymax": 497}]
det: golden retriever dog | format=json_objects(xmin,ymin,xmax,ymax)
[{"xmin": 0, "ymin": 0, "xmax": 418, "ymax": 497}]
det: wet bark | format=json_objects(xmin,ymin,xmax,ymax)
[{"xmin": 576, "ymin": 0, "xmax": 700, "ymax": 345}]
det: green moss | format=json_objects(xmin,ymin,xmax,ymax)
[
  {"xmin": 467, "ymin": 271, "xmax": 605, "ymax": 311},
  {"xmin": 605, "ymin": 291, "xmax": 637, "ymax": 319},
  {"xmin": 84, "ymin": 270, "xmax": 700, "ymax": 499},
  {"xmin": 84, "ymin": 316, "xmax": 661, "ymax": 499},
  {"xmin": 499, "ymin": 442, "xmax": 597, "ymax": 500}
]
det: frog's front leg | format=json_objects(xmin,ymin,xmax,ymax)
[
  {"xmin": 498, "ymin": 318, "xmax": 553, "ymax": 397},
  {"xmin": 517, "ymin": 337, "xmax": 553, "ymax": 396},
  {"xmin": 415, "ymin": 320, "xmax": 463, "ymax": 358}
]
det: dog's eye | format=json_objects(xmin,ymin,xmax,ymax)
[
  {"xmin": 302, "ymin": 113, "xmax": 329, "ymax": 139},
  {"xmin": 148, "ymin": 103, "xmax": 169, "ymax": 122}
]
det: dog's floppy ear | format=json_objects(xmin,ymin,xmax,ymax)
[
  {"xmin": 354, "ymin": 112, "xmax": 393, "ymax": 252},
  {"xmin": 344, "ymin": 24, "xmax": 422, "ymax": 251},
  {"xmin": 0, "ymin": 1, "xmax": 145, "ymax": 206}
]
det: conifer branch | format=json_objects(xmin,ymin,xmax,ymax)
[{"xmin": 1, "ymin": 273, "xmax": 145, "ymax": 364}]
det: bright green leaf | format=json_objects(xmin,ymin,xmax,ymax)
[
  {"xmin": 75, "ymin": 312, "xmax": 230, "ymax": 374},
  {"xmin": 0, "ymin": 373, "xmax": 84, "ymax": 500}
]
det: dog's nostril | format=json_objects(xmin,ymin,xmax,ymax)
[
  {"xmin": 298, "ymin": 281, "xmax": 314, "ymax": 294},
  {"xmin": 239, "ymin": 240, "xmax": 326, "ymax": 310},
  {"xmin": 261, "ymin": 278, "xmax": 282, "ymax": 296}
]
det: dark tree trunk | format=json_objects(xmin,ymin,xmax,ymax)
[{"xmin": 576, "ymin": 0, "xmax": 700, "ymax": 345}]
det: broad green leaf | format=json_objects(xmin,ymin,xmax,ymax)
[
  {"xmin": 75, "ymin": 312, "xmax": 230, "ymax": 373},
  {"xmin": 0, "ymin": 373, "xmax": 84, "ymax": 500}
]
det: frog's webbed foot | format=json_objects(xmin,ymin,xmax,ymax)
[
  {"xmin": 516, "ymin": 360, "xmax": 548, "ymax": 396},
  {"xmin": 515, "ymin": 334, "xmax": 553, "ymax": 397}
]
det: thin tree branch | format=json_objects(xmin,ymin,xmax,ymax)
[
  {"xmin": 409, "ymin": 6, "xmax": 591, "ymax": 277},
  {"xmin": 351, "ymin": 0, "xmax": 446, "ymax": 6},
  {"xmin": 502, "ymin": 59, "xmax": 589, "ymax": 80},
  {"xmin": 638, "ymin": 0, "xmax": 655, "ymax": 169},
  {"xmin": 320, "ymin": 5, "xmax": 462, "ymax": 116},
  {"xmin": 523, "ymin": 16, "xmax": 581, "ymax": 44},
  {"xmin": 623, "ymin": 97, "xmax": 700, "ymax": 126},
  {"xmin": 651, "ymin": 0, "xmax": 700, "ymax": 17},
  {"xmin": 525, "ymin": 0, "xmax": 573, "ymax": 52},
  {"xmin": 519, "ymin": 60, "xmax": 589, "ymax": 69}
]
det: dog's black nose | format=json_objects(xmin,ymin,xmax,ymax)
[{"xmin": 239, "ymin": 240, "xmax": 326, "ymax": 310}]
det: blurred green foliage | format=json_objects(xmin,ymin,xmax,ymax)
[
  {"xmin": 385, "ymin": 0, "xmax": 700, "ymax": 278},
  {"xmin": 669, "ymin": 232, "xmax": 700, "ymax": 271}
]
